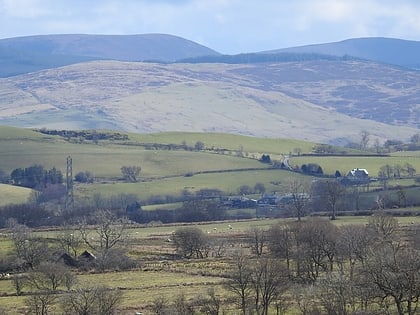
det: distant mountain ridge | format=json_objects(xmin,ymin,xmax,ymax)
[
  {"xmin": 266, "ymin": 37, "xmax": 420, "ymax": 69},
  {"xmin": 0, "ymin": 34, "xmax": 419, "ymax": 144},
  {"xmin": 0, "ymin": 33, "xmax": 220, "ymax": 77},
  {"xmin": 2, "ymin": 34, "xmax": 420, "ymax": 78}
]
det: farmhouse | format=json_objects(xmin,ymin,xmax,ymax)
[{"xmin": 339, "ymin": 168, "xmax": 370, "ymax": 185}]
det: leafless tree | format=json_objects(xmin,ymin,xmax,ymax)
[
  {"xmin": 27, "ymin": 261, "xmax": 73, "ymax": 292},
  {"xmin": 173, "ymin": 292, "xmax": 195, "ymax": 315},
  {"xmin": 120, "ymin": 165, "xmax": 141, "ymax": 182},
  {"xmin": 313, "ymin": 180, "xmax": 346, "ymax": 220},
  {"xmin": 79, "ymin": 210, "xmax": 128, "ymax": 251},
  {"xmin": 404, "ymin": 162, "xmax": 416, "ymax": 177},
  {"xmin": 61, "ymin": 285, "xmax": 122, "ymax": 315},
  {"xmin": 287, "ymin": 178, "xmax": 311, "ymax": 221},
  {"xmin": 173, "ymin": 226, "xmax": 210, "ymax": 259},
  {"xmin": 360, "ymin": 130, "xmax": 370, "ymax": 151},
  {"xmin": 57, "ymin": 229, "xmax": 81, "ymax": 258},
  {"xmin": 197, "ymin": 288, "xmax": 221, "ymax": 315},
  {"xmin": 250, "ymin": 258, "xmax": 290, "ymax": 315},
  {"xmin": 8, "ymin": 221, "xmax": 50, "ymax": 270},
  {"xmin": 268, "ymin": 222, "xmax": 296, "ymax": 272},
  {"xmin": 12, "ymin": 273, "xmax": 27, "ymax": 296},
  {"xmin": 367, "ymin": 212, "xmax": 398, "ymax": 242},
  {"xmin": 25, "ymin": 291, "xmax": 56, "ymax": 315},
  {"xmin": 296, "ymin": 219, "xmax": 338, "ymax": 281},
  {"xmin": 336, "ymin": 225, "xmax": 372, "ymax": 279},
  {"xmin": 363, "ymin": 243, "xmax": 420, "ymax": 315},
  {"xmin": 225, "ymin": 251, "xmax": 253, "ymax": 315},
  {"xmin": 249, "ymin": 226, "xmax": 266, "ymax": 257},
  {"xmin": 316, "ymin": 271, "xmax": 362, "ymax": 315},
  {"xmin": 152, "ymin": 295, "xmax": 170, "ymax": 315}
]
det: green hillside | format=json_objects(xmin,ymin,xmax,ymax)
[
  {"xmin": 1, "ymin": 126, "xmax": 418, "ymax": 209},
  {"xmin": 0, "ymin": 183, "xmax": 32, "ymax": 206}
]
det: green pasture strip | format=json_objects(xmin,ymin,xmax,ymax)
[
  {"xmin": 0, "ymin": 278, "xmax": 14, "ymax": 295},
  {"xmin": 391, "ymin": 150, "xmax": 420, "ymax": 157},
  {"xmin": 0, "ymin": 184, "xmax": 32, "ymax": 206},
  {"xmin": 77, "ymin": 269, "xmax": 225, "ymax": 308},
  {"xmin": 0, "ymin": 236, "xmax": 14, "ymax": 254},
  {"xmin": 142, "ymin": 202, "xmax": 182, "ymax": 211},
  {"xmin": 0, "ymin": 126, "xmax": 49, "ymax": 140},
  {"xmin": 75, "ymin": 169, "xmax": 306, "ymax": 201},
  {"xmin": 127, "ymin": 131, "xmax": 316, "ymax": 155},
  {"xmin": 289, "ymin": 155, "xmax": 420, "ymax": 176},
  {"xmin": 0, "ymin": 138, "xmax": 269, "ymax": 177}
]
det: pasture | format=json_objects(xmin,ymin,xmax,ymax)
[{"xmin": 1, "ymin": 215, "xmax": 420, "ymax": 314}]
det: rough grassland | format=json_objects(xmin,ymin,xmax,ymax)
[{"xmin": 0, "ymin": 184, "xmax": 32, "ymax": 206}]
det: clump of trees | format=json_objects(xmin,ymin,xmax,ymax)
[
  {"xmin": 10, "ymin": 164, "xmax": 63, "ymax": 189},
  {"xmin": 300, "ymin": 163, "xmax": 323, "ymax": 175},
  {"xmin": 120, "ymin": 165, "xmax": 141, "ymax": 182}
]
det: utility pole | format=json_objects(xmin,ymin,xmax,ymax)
[{"xmin": 65, "ymin": 156, "xmax": 74, "ymax": 210}]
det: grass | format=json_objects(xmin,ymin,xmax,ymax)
[
  {"xmin": 75, "ymin": 169, "xmax": 306, "ymax": 200},
  {"xmin": 1, "ymin": 215, "xmax": 420, "ymax": 314},
  {"xmin": 0, "ymin": 184, "xmax": 32, "ymax": 206}
]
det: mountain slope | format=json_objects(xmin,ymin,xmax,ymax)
[
  {"xmin": 0, "ymin": 34, "xmax": 220, "ymax": 77},
  {"xmin": 0, "ymin": 60, "xmax": 418, "ymax": 144},
  {"xmin": 266, "ymin": 37, "xmax": 420, "ymax": 69}
]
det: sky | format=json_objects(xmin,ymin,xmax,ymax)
[{"xmin": 1, "ymin": 0, "xmax": 420, "ymax": 54}]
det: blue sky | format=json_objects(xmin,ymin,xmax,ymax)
[{"xmin": 1, "ymin": 0, "xmax": 420, "ymax": 54}]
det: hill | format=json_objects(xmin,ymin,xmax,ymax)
[
  {"xmin": 0, "ymin": 60, "xmax": 418, "ymax": 144},
  {"xmin": 265, "ymin": 37, "xmax": 420, "ymax": 69},
  {"xmin": 0, "ymin": 34, "xmax": 219, "ymax": 77},
  {"xmin": 0, "ymin": 183, "xmax": 32, "ymax": 206}
]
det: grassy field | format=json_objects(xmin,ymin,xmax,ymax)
[
  {"xmin": 0, "ymin": 184, "xmax": 32, "ymax": 206},
  {"xmin": 1, "ymin": 215, "xmax": 420, "ymax": 314},
  {"xmin": 76, "ymin": 169, "xmax": 306, "ymax": 201},
  {"xmin": 1, "ymin": 125, "xmax": 419, "ymax": 207}
]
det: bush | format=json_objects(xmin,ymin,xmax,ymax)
[{"xmin": 75, "ymin": 171, "xmax": 94, "ymax": 183}]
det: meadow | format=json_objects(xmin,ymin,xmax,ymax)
[
  {"xmin": 2, "ymin": 125, "xmax": 419, "ymax": 209},
  {"xmin": 1, "ymin": 215, "xmax": 420, "ymax": 314}
]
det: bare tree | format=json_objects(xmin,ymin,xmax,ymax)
[
  {"xmin": 61, "ymin": 285, "xmax": 122, "ymax": 315},
  {"xmin": 251, "ymin": 258, "xmax": 290, "ymax": 315},
  {"xmin": 120, "ymin": 165, "xmax": 141, "ymax": 182},
  {"xmin": 27, "ymin": 261, "xmax": 73, "ymax": 292},
  {"xmin": 198, "ymin": 288, "xmax": 221, "ymax": 315},
  {"xmin": 225, "ymin": 252, "xmax": 253, "ymax": 315},
  {"xmin": 268, "ymin": 222, "xmax": 296, "ymax": 272},
  {"xmin": 8, "ymin": 221, "xmax": 50, "ymax": 270},
  {"xmin": 57, "ymin": 229, "xmax": 81, "ymax": 258},
  {"xmin": 152, "ymin": 295, "xmax": 170, "ymax": 315},
  {"xmin": 79, "ymin": 210, "xmax": 128, "ymax": 252},
  {"xmin": 360, "ymin": 130, "xmax": 370, "ymax": 151},
  {"xmin": 12, "ymin": 273, "xmax": 27, "ymax": 296},
  {"xmin": 173, "ymin": 291, "xmax": 195, "ymax": 315},
  {"xmin": 367, "ymin": 212, "xmax": 398, "ymax": 242},
  {"xmin": 363, "ymin": 243, "xmax": 420, "ymax": 315},
  {"xmin": 316, "ymin": 271, "xmax": 359, "ymax": 315},
  {"xmin": 336, "ymin": 224, "xmax": 373, "ymax": 279},
  {"xmin": 313, "ymin": 180, "xmax": 346, "ymax": 220},
  {"xmin": 249, "ymin": 226, "xmax": 266, "ymax": 257},
  {"xmin": 173, "ymin": 226, "xmax": 210, "ymax": 259},
  {"xmin": 296, "ymin": 219, "xmax": 338, "ymax": 281},
  {"xmin": 78, "ymin": 210, "xmax": 129, "ymax": 271},
  {"xmin": 287, "ymin": 178, "xmax": 310, "ymax": 221},
  {"xmin": 25, "ymin": 291, "xmax": 56, "ymax": 315}
]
